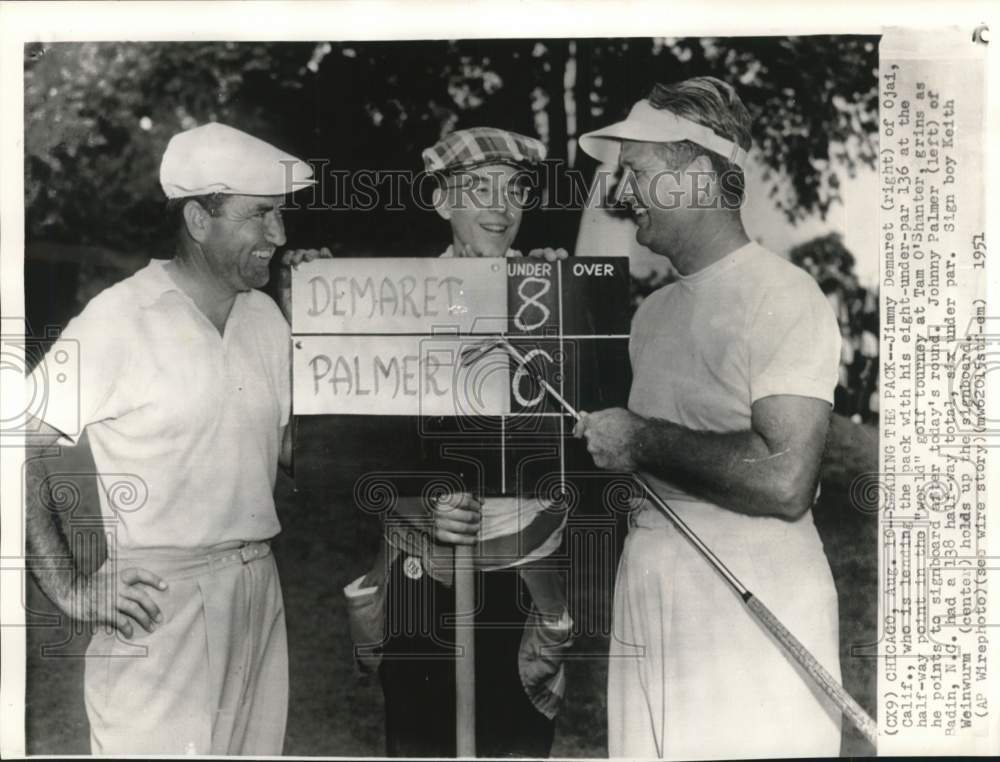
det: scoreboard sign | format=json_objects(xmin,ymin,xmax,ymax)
[{"xmin": 292, "ymin": 257, "xmax": 630, "ymax": 497}]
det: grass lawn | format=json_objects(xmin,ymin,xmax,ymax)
[{"xmin": 24, "ymin": 415, "xmax": 877, "ymax": 756}]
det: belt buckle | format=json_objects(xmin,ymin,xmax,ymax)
[{"xmin": 239, "ymin": 544, "xmax": 258, "ymax": 564}]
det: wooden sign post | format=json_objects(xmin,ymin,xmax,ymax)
[{"xmin": 291, "ymin": 256, "xmax": 630, "ymax": 756}]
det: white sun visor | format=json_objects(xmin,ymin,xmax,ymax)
[{"xmin": 578, "ymin": 100, "xmax": 749, "ymax": 170}]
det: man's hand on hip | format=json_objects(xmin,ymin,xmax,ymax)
[{"xmin": 77, "ymin": 564, "xmax": 169, "ymax": 640}]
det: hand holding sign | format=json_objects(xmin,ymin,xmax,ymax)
[
  {"xmin": 513, "ymin": 247, "xmax": 569, "ymax": 262},
  {"xmin": 430, "ymin": 491, "xmax": 483, "ymax": 545},
  {"xmin": 277, "ymin": 246, "xmax": 334, "ymax": 322}
]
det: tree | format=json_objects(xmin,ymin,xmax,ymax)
[
  {"xmin": 788, "ymin": 232, "xmax": 860, "ymax": 292},
  {"xmin": 570, "ymin": 37, "xmax": 879, "ymax": 221},
  {"xmin": 24, "ymin": 42, "xmax": 316, "ymax": 254},
  {"xmin": 24, "ymin": 37, "xmax": 879, "ymax": 256}
]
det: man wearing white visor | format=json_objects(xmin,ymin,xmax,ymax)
[
  {"xmin": 573, "ymin": 77, "xmax": 844, "ymax": 757},
  {"xmin": 25, "ymin": 122, "xmax": 323, "ymax": 754}
]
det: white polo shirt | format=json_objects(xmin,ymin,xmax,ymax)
[{"xmin": 32, "ymin": 258, "xmax": 291, "ymax": 552}]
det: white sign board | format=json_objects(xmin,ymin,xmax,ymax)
[
  {"xmin": 291, "ymin": 257, "xmax": 508, "ymax": 335},
  {"xmin": 292, "ymin": 336, "xmax": 511, "ymax": 416}
]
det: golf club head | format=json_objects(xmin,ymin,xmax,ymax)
[{"xmin": 458, "ymin": 337, "xmax": 506, "ymax": 368}]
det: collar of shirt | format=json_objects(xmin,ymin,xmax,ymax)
[
  {"xmin": 676, "ymin": 241, "xmax": 755, "ymax": 290},
  {"xmin": 132, "ymin": 258, "xmax": 260, "ymax": 332},
  {"xmin": 131, "ymin": 258, "xmax": 184, "ymax": 308}
]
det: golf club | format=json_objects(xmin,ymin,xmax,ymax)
[{"xmin": 461, "ymin": 335, "xmax": 879, "ymax": 747}]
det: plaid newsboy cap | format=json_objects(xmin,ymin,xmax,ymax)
[{"xmin": 422, "ymin": 127, "xmax": 547, "ymax": 174}]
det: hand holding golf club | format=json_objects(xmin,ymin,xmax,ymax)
[{"xmin": 572, "ymin": 408, "xmax": 643, "ymax": 471}]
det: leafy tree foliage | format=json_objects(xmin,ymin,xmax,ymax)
[
  {"xmin": 24, "ymin": 37, "xmax": 878, "ymax": 256},
  {"xmin": 789, "ymin": 231, "xmax": 861, "ymax": 292}
]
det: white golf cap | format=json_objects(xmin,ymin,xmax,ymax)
[
  {"xmin": 578, "ymin": 100, "xmax": 749, "ymax": 170},
  {"xmin": 159, "ymin": 122, "xmax": 316, "ymax": 199}
]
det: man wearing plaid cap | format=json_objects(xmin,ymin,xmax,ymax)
[
  {"xmin": 574, "ymin": 78, "xmax": 844, "ymax": 757},
  {"xmin": 360, "ymin": 127, "xmax": 571, "ymax": 757},
  {"xmin": 420, "ymin": 127, "xmax": 561, "ymax": 259},
  {"xmin": 25, "ymin": 122, "xmax": 327, "ymax": 755}
]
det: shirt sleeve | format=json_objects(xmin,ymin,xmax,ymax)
[
  {"xmin": 29, "ymin": 293, "xmax": 130, "ymax": 446},
  {"xmin": 747, "ymin": 278, "xmax": 841, "ymax": 405},
  {"xmin": 278, "ymin": 318, "xmax": 291, "ymax": 428},
  {"xmin": 628, "ymin": 300, "xmax": 645, "ymax": 368}
]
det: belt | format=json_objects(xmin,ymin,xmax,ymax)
[
  {"xmin": 109, "ymin": 541, "xmax": 272, "ymax": 580},
  {"xmin": 209, "ymin": 541, "xmax": 271, "ymax": 570}
]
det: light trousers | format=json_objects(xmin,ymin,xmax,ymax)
[
  {"xmin": 608, "ymin": 504, "xmax": 843, "ymax": 759},
  {"xmin": 84, "ymin": 541, "xmax": 287, "ymax": 755}
]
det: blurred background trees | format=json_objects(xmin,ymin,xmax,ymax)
[
  {"xmin": 22, "ymin": 39, "xmax": 881, "ymax": 756},
  {"xmin": 25, "ymin": 37, "xmax": 879, "ymax": 257},
  {"xmin": 24, "ymin": 37, "xmax": 881, "ymax": 422}
]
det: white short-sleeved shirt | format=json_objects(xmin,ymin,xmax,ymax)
[
  {"xmin": 629, "ymin": 241, "xmax": 841, "ymax": 508},
  {"xmin": 616, "ymin": 243, "xmax": 844, "ymax": 757},
  {"xmin": 32, "ymin": 258, "xmax": 291, "ymax": 552}
]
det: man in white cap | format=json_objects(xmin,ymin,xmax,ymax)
[
  {"xmin": 573, "ymin": 77, "xmax": 845, "ymax": 757},
  {"xmin": 24, "ymin": 122, "xmax": 322, "ymax": 754}
]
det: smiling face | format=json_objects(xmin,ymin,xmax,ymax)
[
  {"xmin": 198, "ymin": 194, "xmax": 287, "ymax": 291},
  {"xmin": 617, "ymin": 140, "xmax": 696, "ymax": 257},
  {"xmin": 435, "ymin": 163, "xmax": 525, "ymax": 258}
]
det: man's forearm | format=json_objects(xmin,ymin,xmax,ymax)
[
  {"xmin": 632, "ymin": 418, "xmax": 817, "ymax": 519},
  {"xmin": 24, "ymin": 455, "xmax": 81, "ymax": 614}
]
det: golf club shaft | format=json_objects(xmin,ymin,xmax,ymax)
[
  {"xmin": 634, "ymin": 474, "xmax": 878, "ymax": 746},
  {"xmin": 746, "ymin": 593, "xmax": 879, "ymax": 745}
]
